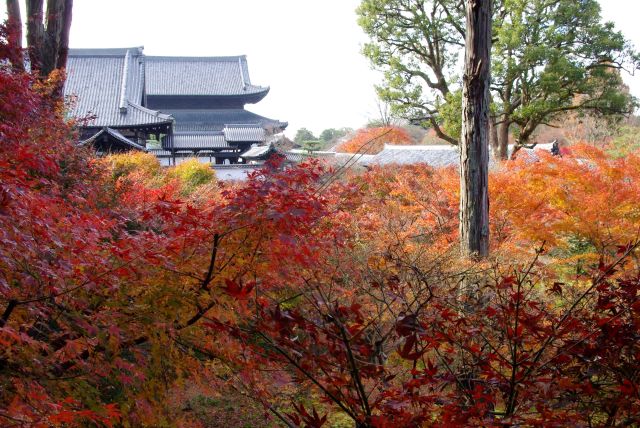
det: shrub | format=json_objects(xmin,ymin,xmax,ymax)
[
  {"xmin": 106, "ymin": 151, "xmax": 161, "ymax": 180},
  {"xmin": 167, "ymin": 158, "xmax": 216, "ymax": 193}
]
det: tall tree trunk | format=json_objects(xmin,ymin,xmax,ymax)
[
  {"xmin": 26, "ymin": 0, "xmax": 45, "ymax": 72},
  {"xmin": 56, "ymin": 0, "xmax": 73, "ymax": 71},
  {"xmin": 25, "ymin": 0, "xmax": 73, "ymax": 79},
  {"xmin": 489, "ymin": 114, "xmax": 499, "ymax": 159},
  {"xmin": 497, "ymin": 115, "xmax": 509, "ymax": 160},
  {"xmin": 43, "ymin": 0, "xmax": 73, "ymax": 75},
  {"xmin": 22, "ymin": 0, "xmax": 73, "ymax": 99},
  {"xmin": 459, "ymin": 0, "xmax": 491, "ymax": 259},
  {"xmin": 5, "ymin": 0, "xmax": 24, "ymax": 71}
]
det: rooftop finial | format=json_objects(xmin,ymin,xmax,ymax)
[
  {"xmin": 119, "ymin": 49, "xmax": 131, "ymax": 113},
  {"xmin": 238, "ymin": 57, "xmax": 247, "ymax": 91}
]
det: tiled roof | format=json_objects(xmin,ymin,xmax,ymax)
[
  {"xmin": 171, "ymin": 133, "xmax": 230, "ymax": 150},
  {"xmin": 241, "ymin": 143, "xmax": 273, "ymax": 159},
  {"xmin": 79, "ymin": 127, "xmax": 146, "ymax": 151},
  {"xmin": 65, "ymin": 48, "xmax": 173, "ymax": 127},
  {"xmin": 334, "ymin": 152, "xmax": 376, "ymax": 166},
  {"xmin": 166, "ymin": 109, "xmax": 287, "ymax": 133},
  {"xmin": 346, "ymin": 144, "xmax": 556, "ymax": 168},
  {"xmin": 148, "ymin": 149, "xmax": 172, "ymax": 156},
  {"xmin": 65, "ymin": 47, "xmax": 287, "ymax": 156},
  {"xmin": 145, "ymin": 55, "xmax": 269, "ymax": 98},
  {"xmin": 223, "ymin": 125, "xmax": 266, "ymax": 142},
  {"xmin": 283, "ymin": 152, "xmax": 304, "ymax": 163},
  {"xmin": 277, "ymin": 143, "xmax": 563, "ymax": 170},
  {"xmin": 68, "ymin": 48, "xmax": 142, "ymax": 56},
  {"xmin": 370, "ymin": 145, "xmax": 460, "ymax": 167},
  {"xmin": 283, "ymin": 151, "xmax": 339, "ymax": 163}
]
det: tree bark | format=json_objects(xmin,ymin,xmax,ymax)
[
  {"xmin": 489, "ymin": 114, "xmax": 499, "ymax": 159},
  {"xmin": 26, "ymin": 0, "xmax": 45, "ymax": 72},
  {"xmin": 497, "ymin": 115, "xmax": 509, "ymax": 160},
  {"xmin": 5, "ymin": 0, "xmax": 24, "ymax": 71},
  {"xmin": 25, "ymin": 0, "xmax": 73, "ymax": 79},
  {"xmin": 43, "ymin": 0, "xmax": 73, "ymax": 75},
  {"xmin": 459, "ymin": 0, "xmax": 491, "ymax": 259},
  {"xmin": 57, "ymin": 0, "xmax": 74, "ymax": 71}
]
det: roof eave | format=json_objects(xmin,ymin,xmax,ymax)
[{"xmin": 145, "ymin": 89, "xmax": 269, "ymax": 101}]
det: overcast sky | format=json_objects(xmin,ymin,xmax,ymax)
[{"xmin": 2, "ymin": 0, "xmax": 640, "ymax": 138}]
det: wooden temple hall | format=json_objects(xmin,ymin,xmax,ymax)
[{"xmin": 63, "ymin": 47, "xmax": 287, "ymax": 165}]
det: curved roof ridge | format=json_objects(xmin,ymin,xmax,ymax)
[
  {"xmin": 126, "ymin": 101, "xmax": 174, "ymax": 121},
  {"xmin": 69, "ymin": 47, "xmax": 144, "ymax": 57},
  {"xmin": 145, "ymin": 55, "xmax": 247, "ymax": 61},
  {"xmin": 79, "ymin": 127, "xmax": 147, "ymax": 151},
  {"xmin": 223, "ymin": 123, "xmax": 264, "ymax": 128}
]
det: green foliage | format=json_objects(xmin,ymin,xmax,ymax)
[
  {"xmin": 358, "ymin": 0, "xmax": 638, "ymax": 146},
  {"xmin": 319, "ymin": 127, "xmax": 351, "ymax": 143},
  {"xmin": 301, "ymin": 140, "xmax": 323, "ymax": 153},
  {"xmin": 439, "ymin": 90, "xmax": 462, "ymax": 140},
  {"xmin": 492, "ymin": 0, "xmax": 638, "ymax": 144},
  {"xmin": 358, "ymin": 0, "xmax": 464, "ymax": 144},
  {"xmin": 293, "ymin": 127, "xmax": 317, "ymax": 145},
  {"xmin": 327, "ymin": 412, "xmax": 354, "ymax": 427},
  {"xmin": 606, "ymin": 124, "xmax": 640, "ymax": 158}
]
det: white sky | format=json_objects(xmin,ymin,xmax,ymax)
[{"xmin": 2, "ymin": 0, "xmax": 640, "ymax": 138}]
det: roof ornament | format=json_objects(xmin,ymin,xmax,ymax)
[
  {"xmin": 118, "ymin": 49, "xmax": 131, "ymax": 114},
  {"xmin": 238, "ymin": 57, "xmax": 247, "ymax": 91}
]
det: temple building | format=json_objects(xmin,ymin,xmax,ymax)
[{"xmin": 64, "ymin": 47, "xmax": 287, "ymax": 165}]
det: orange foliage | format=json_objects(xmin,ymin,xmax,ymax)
[
  {"xmin": 336, "ymin": 126, "xmax": 412, "ymax": 154},
  {"xmin": 491, "ymin": 144, "xmax": 640, "ymax": 266},
  {"xmin": 4, "ymin": 21, "xmax": 640, "ymax": 424},
  {"xmin": 335, "ymin": 164, "xmax": 459, "ymax": 261},
  {"xmin": 342, "ymin": 144, "xmax": 640, "ymax": 270}
]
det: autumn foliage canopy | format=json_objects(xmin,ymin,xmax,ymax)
[
  {"xmin": 1, "ymin": 27, "xmax": 640, "ymax": 427},
  {"xmin": 336, "ymin": 126, "xmax": 412, "ymax": 154}
]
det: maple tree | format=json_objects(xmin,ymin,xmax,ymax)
[
  {"xmin": 232, "ymin": 156, "xmax": 640, "ymax": 427},
  {"xmin": 491, "ymin": 145, "xmax": 640, "ymax": 269},
  {"xmin": 335, "ymin": 126, "xmax": 412, "ymax": 154},
  {"xmin": 0, "ymin": 29, "xmax": 336, "ymax": 419},
  {"xmin": 0, "ymin": 24, "xmax": 129, "ymax": 426},
  {"xmin": 2, "ymin": 20, "xmax": 640, "ymax": 427}
]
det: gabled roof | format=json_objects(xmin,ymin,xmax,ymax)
[
  {"xmin": 64, "ymin": 47, "xmax": 286, "ymax": 156},
  {"xmin": 145, "ymin": 55, "xmax": 269, "ymax": 100},
  {"xmin": 78, "ymin": 127, "xmax": 147, "ymax": 151},
  {"xmin": 240, "ymin": 143, "xmax": 273, "ymax": 159},
  {"xmin": 65, "ymin": 47, "xmax": 173, "ymax": 127}
]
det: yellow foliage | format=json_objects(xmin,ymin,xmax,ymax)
[
  {"xmin": 166, "ymin": 158, "xmax": 216, "ymax": 194},
  {"xmin": 105, "ymin": 151, "xmax": 161, "ymax": 180}
]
